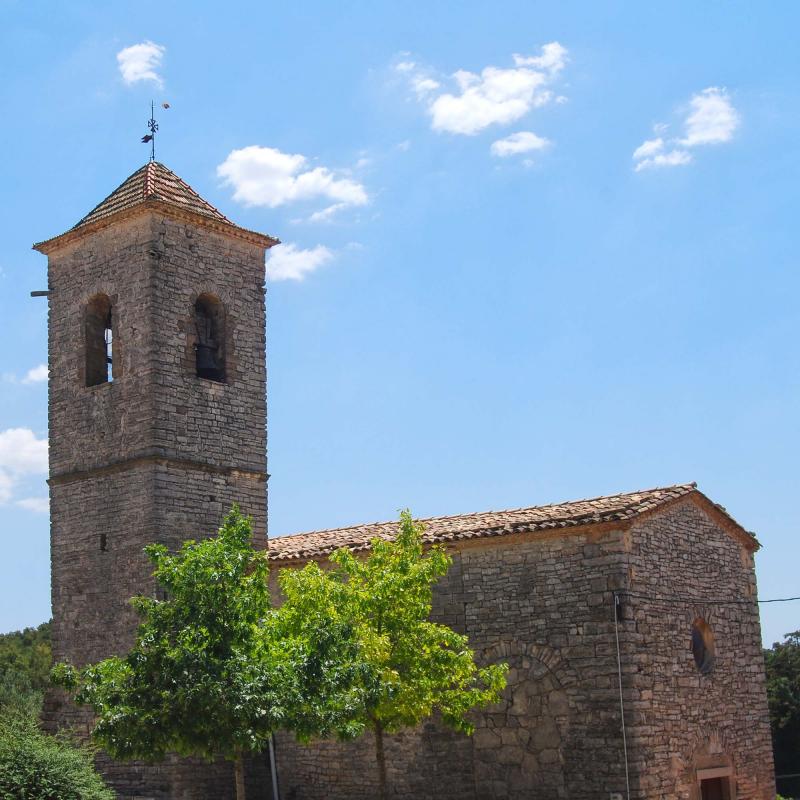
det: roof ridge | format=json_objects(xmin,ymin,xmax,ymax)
[
  {"xmin": 160, "ymin": 163, "xmax": 230, "ymax": 222},
  {"xmin": 273, "ymin": 482, "xmax": 698, "ymax": 541},
  {"xmin": 268, "ymin": 482, "xmax": 762, "ymax": 562},
  {"xmin": 71, "ymin": 163, "xmax": 150, "ymax": 229},
  {"xmin": 143, "ymin": 161, "xmax": 157, "ymax": 199}
]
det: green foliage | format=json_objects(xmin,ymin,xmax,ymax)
[
  {"xmin": 278, "ymin": 510, "xmax": 508, "ymax": 792},
  {"xmin": 0, "ymin": 714, "xmax": 113, "ymax": 800},
  {"xmin": 0, "ymin": 622, "xmax": 52, "ymax": 716},
  {"xmin": 53, "ymin": 507, "xmax": 282, "ymax": 765},
  {"xmin": 49, "ymin": 506, "xmax": 505, "ymax": 800},
  {"xmin": 0, "ymin": 675, "xmax": 44, "ymax": 724},
  {"xmin": 277, "ymin": 510, "xmax": 507, "ymax": 798},
  {"xmin": 273, "ymin": 558, "xmax": 379, "ymax": 744},
  {"xmin": 765, "ymin": 631, "xmax": 800, "ymax": 777}
]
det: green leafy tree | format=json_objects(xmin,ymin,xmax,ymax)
[
  {"xmin": 0, "ymin": 621, "xmax": 52, "ymax": 716},
  {"xmin": 278, "ymin": 510, "xmax": 508, "ymax": 800},
  {"xmin": 765, "ymin": 631, "xmax": 800, "ymax": 787},
  {"xmin": 53, "ymin": 507, "xmax": 282, "ymax": 800},
  {"xmin": 272, "ymin": 569, "xmax": 378, "ymax": 745}
]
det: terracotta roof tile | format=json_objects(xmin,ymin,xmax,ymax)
[
  {"xmin": 71, "ymin": 161, "xmax": 231, "ymax": 229},
  {"xmin": 34, "ymin": 161, "xmax": 278, "ymax": 253},
  {"xmin": 268, "ymin": 483, "xmax": 707, "ymax": 561}
]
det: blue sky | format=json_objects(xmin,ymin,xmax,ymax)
[{"xmin": 1, "ymin": 1, "xmax": 798, "ymax": 646}]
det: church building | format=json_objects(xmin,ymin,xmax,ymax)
[{"xmin": 34, "ymin": 161, "xmax": 775, "ymax": 800}]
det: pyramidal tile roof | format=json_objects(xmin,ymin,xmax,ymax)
[
  {"xmin": 268, "ymin": 483, "xmax": 757, "ymax": 561},
  {"xmin": 72, "ymin": 161, "xmax": 232, "ymax": 230},
  {"xmin": 34, "ymin": 161, "xmax": 277, "ymax": 252}
]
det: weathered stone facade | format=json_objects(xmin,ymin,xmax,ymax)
[
  {"xmin": 268, "ymin": 493, "xmax": 775, "ymax": 800},
  {"xmin": 37, "ymin": 162, "xmax": 774, "ymax": 800},
  {"xmin": 623, "ymin": 501, "xmax": 774, "ymax": 800},
  {"xmin": 37, "ymin": 164, "xmax": 274, "ymax": 799}
]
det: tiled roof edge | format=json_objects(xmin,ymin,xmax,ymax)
[{"xmin": 268, "ymin": 483, "xmax": 723, "ymax": 562}]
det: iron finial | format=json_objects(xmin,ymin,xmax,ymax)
[{"xmin": 141, "ymin": 101, "xmax": 169, "ymax": 161}]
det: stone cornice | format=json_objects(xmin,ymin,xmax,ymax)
[
  {"xmin": 49, "ymin": 451, "xmax": 267, "ymax": 486},
  {"xmin": 33, "ymin": 200, "xmax": 278, "ymax": 255}
]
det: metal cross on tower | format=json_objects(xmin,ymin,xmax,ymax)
[{"xmin": 141, "ymin": 101, "xmax": 169, "ymax": 161}]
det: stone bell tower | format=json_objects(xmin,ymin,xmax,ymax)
[{"xmin": 34, "ymin": 161, "xmax": 276, "ymax": 799}]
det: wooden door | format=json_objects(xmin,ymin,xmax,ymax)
[{"xmin": 701, "ymin": 777, "xmax": 729, "ymax": 800}]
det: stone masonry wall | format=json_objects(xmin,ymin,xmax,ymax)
[
  {"xmin": 47, "ymin": 466, "xmax": 156, "ymax": 671},
  {"xmin": 47, "ymin": 215, "xmax": 156, "ymax": 477},
  {"xmin": 270, "ymin": 525, "xmax": 632, "ymax": 800},
  {"xmin": 44, "ymin": 208, "xmax": 269, "ymax": 800},
  {"xmin": 148, "ymin": 215, "xmax": 267, "ymax": 476},
  {"xmin": 46, "ymin": 213, "xmax": 268, "ymax": 479},
  {"xmin": 622, "ymin": 499, "xmax": 774, "ymax": 800}
]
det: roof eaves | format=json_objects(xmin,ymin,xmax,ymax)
[
  {"xmin": 33, "ymin": 200, "xmax": 279, "ymax": 254},
  {"xmin": 267, "ymin": 483, "xmax": 703, "ymax": 562}
]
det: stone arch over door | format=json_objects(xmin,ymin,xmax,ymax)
[
  {"xmin": 673, "ymin": 728, "xmax": 739, "ymax": 800},
  {"xmin": 472, "ymin": 640, "xmax": 576, "ymax": 799}
]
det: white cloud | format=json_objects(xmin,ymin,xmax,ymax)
[
  {"xmin": 16, "ymin": 497, "xmax": 49, "ymax": 514},
  {"xmin": 680, "ymin": 87, "xmax": 739, "ymax": 147},
  {"xmin": 633, "ymin": 87, "xmax": 738, "ymax": 171},
  {"xmin": 116, "ymin": 41, "xmax": 165, "ymax": 87},
  {"xmin": 634, "ymin": 149, "xmax": 692, "ymax": 171},
  {"xmin": 0, "ymin": 428, "xmax": 48, "ymax": 475},
  {"xmin": 490, "ymin": 131, "xmax": 550, "ymax": 158},
  {"xmin": 400, "ymin": 42, "xmax": 567, "ymax": 137},
  {"xmin": 306, "ymin": 204, "xmax": 348, "ymax": 224},
  {"xmin": 512, "ymin": 42, "xmax": 568, "ymax": 73},
  {"xmin": 266, "ymin": 243, "xmax": 333, "ymax": 282},
  {"xmin": 0, "ymin": 428, "xmax": 48, "ymax": 509},
  {"xmin": 0, "ymin": 471, "xmax": 12, "ymax": 505},
  {"xmin": 632, "ymin": 138, "xmax": 665, "ymax": 161},
  {"xmin": 413, "ymin": 77, "xmax": 440, "ymax": 97},
  {"xmin": 21, "ymin": 364, "xmax": 48, "ymax": 384},
  {"xmin": 217, "ymin": 146, "xmax": 368, "ymax": 221}
]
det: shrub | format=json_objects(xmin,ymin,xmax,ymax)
[{"xmin": 0, "ymin": 714, "xmax": 113, "ymax": 800}]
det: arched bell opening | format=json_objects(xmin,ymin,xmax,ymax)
[
  {"xmin": 194, "ymin": 293, "xmax": 226, "ymax": 383},
  {"xmin": 85, "ymin": 293, "xmax": 114, "ymax": 386}
]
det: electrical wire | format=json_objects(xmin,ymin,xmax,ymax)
[{"xmin": 613, "ymin": 591, "xmax": 800, "ymax": 606}]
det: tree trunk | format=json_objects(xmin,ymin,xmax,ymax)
[
  {"xmin": 234, "ymin": 752, "xmax": 246, "ymax": 800},
  {"xmin": 374, "ymin": 721, "xmax": 387, "ymax": 800}
]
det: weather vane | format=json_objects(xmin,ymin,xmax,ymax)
[{"xmin": 141, "ymin": 101, "xmax": 170, "ymax": 162}]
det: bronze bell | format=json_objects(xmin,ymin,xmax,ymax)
[{"xmin": 195, "ymin": 343, "xmax": 219, "ymax": 379}]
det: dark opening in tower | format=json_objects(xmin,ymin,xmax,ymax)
[
  {"xmin": 194, "ymin": 293, "xmax": 226, "ymax": 382},
  {"xmin": 85, "ymin": 294, "xmax": 113, "ymax": 386}
]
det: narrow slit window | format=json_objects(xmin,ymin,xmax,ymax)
[
  {"xmin": 691, "ymin": 618, "xmax": 715, "ymax": 675},
  {"xmin": 194, "ymin": 294, "xmax": 226, "ymax": 382},
  {"xmin": 104, "ymin": 310, "xmax": 113, "ymax": 382}
]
